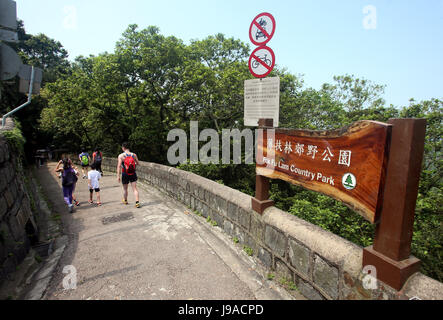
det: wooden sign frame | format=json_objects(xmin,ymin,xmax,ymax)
[
  {"xmin": 255, "ymin": 120, "xmax": 392, "ymax": 224},
  {"xmin": 252, "ymin": 118, "xmax": 427, "ymax": 291}
]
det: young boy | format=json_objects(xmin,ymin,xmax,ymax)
[{"xmin": 88, "ymin": 163, "xmax": 102, "ymax": 206}]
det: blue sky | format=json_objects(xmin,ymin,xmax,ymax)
[{"xmin": 15, "ymin": 0, "xmax": 443, "ymax": 108}]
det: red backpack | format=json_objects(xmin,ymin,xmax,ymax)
[{"xmin": 123, "ymin": 153, "xmax": 136, "ymax": 175}]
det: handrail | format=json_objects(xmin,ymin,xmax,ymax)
[{"xmin": 1, "ymin": 65, "xmax": 35, "ymax": 127}]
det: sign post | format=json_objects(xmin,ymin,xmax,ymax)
[
  {"xmin": 251, "ymin": 118, "xmax": 275, "ymax": 214},
  {"xmin": 245, "ymin": 9, "xmax": 426, "ymax": 294},
  {"xmin": 247, "ymin": 13, "xmax": 279, "ymax": 215},
  {"xmin": 363, "ymin": 118, "xmax": 426, "ymax": 291}
]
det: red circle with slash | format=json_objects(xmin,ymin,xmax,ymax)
[
  {"xmin": 249, "ymin": 12, "xmax": 276, "ymax": 46},
  {"xmin": 248, "ymin": 46, "xmax": 275, "ymax": 78}
]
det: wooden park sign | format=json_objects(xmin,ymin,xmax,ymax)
[
  {"xmin": 252, "ymin": 118, "xmax": 427, "ymax": 291},
  {"xmin": 255, "ymin": 120, "xmax": 391, "ymax": 223}
]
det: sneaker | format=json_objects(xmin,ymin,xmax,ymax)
[
  {"xmin": 68, "ymin": 204, "xmax": 74, "ymax": 213},
  {"xmin": 88, "ymin": 199, "xmax": 93, "ymax": 204},
  {"xmin": 135, "ymin": 202, "xmax": 140, "ymax": 208},
  {"xmin": 122, "ymin": 199, "xmax": 128, "ymax": 205}
]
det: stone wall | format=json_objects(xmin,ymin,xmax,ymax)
[
  {"xmin": 99, "ymin": 156, "xmax": 442, "ymax": 300},
  {"xmin": 0, "ymin": 118, "xmax": 39, "ymax": 284}
]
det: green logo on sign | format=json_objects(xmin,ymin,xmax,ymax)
[{"xmin": 342, "ymin": 173, "xmax": 356, "ymax": 190}]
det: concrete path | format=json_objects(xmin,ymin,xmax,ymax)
[{"xmin": 35, "ymin": 162, "xmax": 296, "ymax": 300}]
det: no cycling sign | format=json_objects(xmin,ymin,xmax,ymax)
[
  {"xmin": 248, "ymin": 46, "xmax": 275, "ymax": 78},
  {"xmin": 248, "ymin": 12, "xmax": 276, "ymax": 78}
]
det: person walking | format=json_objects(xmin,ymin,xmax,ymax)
[
  {"xmin": 71, "ymin": 164, "xmax": 80, "ymax": 207},
  {"xmin": 117, "ymin": 142, "xmax": 140, "ymax": 208},
  {"xmin": 55, "ymin": 158, "xmax": 78, "ymax": 213},
  {"xmin": 92, "ymin": 148, "xmax": 103, "ymax": 175},
  {"xmin": 88, "ymin": 162, "xmax": 102, "ymax": 206},
  {"xmin": 78, "ymin": 149, "xmax": 90, "ymax": 179}
]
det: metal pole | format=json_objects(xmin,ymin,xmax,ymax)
[{"xmin": 2, "ymin": 65, "xmax": 35, "ymax": 127}]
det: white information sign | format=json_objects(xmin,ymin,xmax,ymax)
[{"xmin": 244, "ymin": 76, "xmax": 280, "ymax": 127}]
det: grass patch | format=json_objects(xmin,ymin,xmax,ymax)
[
  {"xmin": 243, "ymin": 245, "xmax": 253, "ymax": 256},
  {"xmin": 35, "ymin": 254, "xmax": 42, "ymax": 263},
  {"xmin": 206, "ymin": 216, "xmax": 218, "ymax": 227},
  {"xmin": 194, "ymin": 210, "xmax": 202, "ymax": 217},
  {"xmin": 279, "ymin": 277, "xmax": 299, "ymax": 291}
]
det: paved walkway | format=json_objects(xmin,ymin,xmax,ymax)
[{"xmin": 35, "ymin": 162, "xmax": 296, "ymax": 300}]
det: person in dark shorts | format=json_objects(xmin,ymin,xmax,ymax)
[
  {"xmin": 117, "ymin": 142, "xmax": 140, "ymax": 208},
  {"xmin": 88, "ymin": 162, "xmax": 102, "ymax": 206}
]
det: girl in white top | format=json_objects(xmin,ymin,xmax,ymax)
[{"xmin": 88, "ymin": 162, "xmax": 102, "ymax": 206}]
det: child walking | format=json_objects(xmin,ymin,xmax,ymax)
[
  {"xmin": 88, "ymin": 163, "xmax": 102, "ymax": 206},
  {"xmin": 55, "ymin": 158, "xmax": 78, "ymax": 213}
]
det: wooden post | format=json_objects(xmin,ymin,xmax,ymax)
[
  {"xmin": 252, "ymin": 118, "xmax": 275, "ymax": 214},
  {"xmin": 362, "ymin": 118, "xmax": 427, "ymax": 291}
]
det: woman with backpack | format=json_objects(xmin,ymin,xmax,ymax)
[
  {"xmin": 92, "ymin": 148, "xmax": 103, "ymax": 175},
  {"xmin": 55, "ymin": 158, "xmax": 78, "ymax": 213}
]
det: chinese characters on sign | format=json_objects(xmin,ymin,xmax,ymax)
[{"xmin": 267, "ymin": 139, "xmax": 352, "ymax": 167}]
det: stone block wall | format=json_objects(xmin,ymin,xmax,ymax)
[
  {"xmin": 98, "ymin": 156, "xmax": 443, "ymax": 300},
  {"xmin": 0, "ymin": 118, "xmax": 39, "ymax": 284}
]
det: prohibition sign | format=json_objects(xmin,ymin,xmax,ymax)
[
  {"xmin": 249, "ymin": 12, "xmax": 276, "ymax": 46},
  {"xmin": 248, "ymin": 46, "xmax": 275, "ymax": 78}
]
